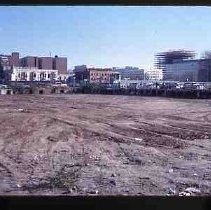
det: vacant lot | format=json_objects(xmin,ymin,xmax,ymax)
[{"xmin": 0, "ymin": 94, "xmax": 211, "ymax": 196}]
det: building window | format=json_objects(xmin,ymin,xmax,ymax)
[{"xmin": 48, "ymin": 74, "xmax": 50, "ymax": 78}]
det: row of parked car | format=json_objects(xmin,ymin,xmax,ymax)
[{"xmin": 120, "ymin": 80, "xmax": 211, "ymax": 90}]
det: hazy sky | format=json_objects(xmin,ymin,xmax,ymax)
[{"xmin": 1, "ymin": 6, "xmax": 211, "ymax": 70}]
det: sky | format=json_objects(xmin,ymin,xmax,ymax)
[{"xmin": 1, "ymin": 6, "xmax": 211, "ymax": 70}]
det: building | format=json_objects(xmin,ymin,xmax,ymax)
[
  {"xmin": 89, "ymin": 68, "xmax": 114, "ymax": 83},
  {"xmin": 53, "ymin": 56, "xmax": 67, "ymax": 74},
  {"xmin": 145, "ymin": 69, "xmax": 163, "ymax": 81},
  {"xmin": 21, "ymin": 56, "xmax": 39, "ymax": 68},
  {"xmin": 198, "ymin": 59, "xmax": 211, "ymax": 82},
  {"xmin": 0, "ymin": 52, "xmax": 20, "ymax": 69},
  {"xmin": 73, "ymin": 65, "xmax": 120, "ymax": 84},
  {"xmin": 165, "ymin": 60, "xmax": 200, "ymax": 82},
  {"xmin": 38, "ymin": 57, "xmax": 54, "ymax": 70},
  {"xmin": 113, "ymin": 66, "xmax": 144, "ymax": 80},
  {"xmin": 163, "ymin": 59, "xmax": 211, "ymax": 82},
  {"xmin": 10, "ymin": 66, "xmax": 58, "ymax": 82},
  {"xmin": 0, "ymin": 52, "xmax": 67, "ymax": 73},
  {"xmin": 0, "ymin": 52, "xmax": 68, "ymax": 82},
  {"xmin": 153, "ymin": 50, "xmax": 211, "ymax": 82}
]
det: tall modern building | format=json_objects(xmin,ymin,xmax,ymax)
[{"xmin": 155, "ymin": 50, "xmax": 196, "ymax": 81}]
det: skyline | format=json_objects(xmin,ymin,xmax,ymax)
[{"xmin": 1, "ymin": 6, "xmax": 211, "ymax": 70}]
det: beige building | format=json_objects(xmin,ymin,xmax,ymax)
[
  {"xmin": 145, "ymin": 69, "xmax": 163, "ymax": 81},
  {"xmin": 89, "ymin": 68, "xmax": 114, "ymax": 83}
]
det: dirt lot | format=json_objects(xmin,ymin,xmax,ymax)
[{"xmin": 0, "ymin": 94, "xmax": 211, "ymax": 196}]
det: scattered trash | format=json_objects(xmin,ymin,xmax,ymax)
[
  {"xmin": 168, "ymin": 187, "xmax": 176, "ymax": 195},
  {"xmin": 179, "ymin": 192, "xmax": 191, "ymax": 196},
  {"xmin": 178, "ymin": 187, "xmax": 201, "ymax": 196},
  {"xmin": 17, "ymin": 108, "xmax": 24, "ymax": 112},
  {"xmin": 168, "ymin": 169, "xmax": 174, "ymax": 173},
  {"xmin": 111, "ymin": 173, "xmax": 116, "ymax": 177},
  {"xmin": 110, "ymin": 180, "xmax": 116, "ymax": 186},
  {"xmin": 134, "ymin": 137, "xmax": 143, "ymax": 141},
  {"xmin": 33, "ymin": 155, "xmax": 39, "ymax": 162},
  {"xmin": 72, "ymin": 186, "xmax": 76, "ymax": 191},
  {"xmin": 47, "ymin": 136, "xmax": 58, "ymax": 142},
  {"xmin": 89, "ymin": 190, "xmax": 99, "ymax": 195},
  {"xmin": 185, "ymin": 187, "xmax": 201, "ymax": 194},
  {"xmin": 17, "ymin": 184, "xmax": 21, "ymax": 188},
  {"xmin": 193, "ymin": 173, "xmax": 198, "ymax": 177}
]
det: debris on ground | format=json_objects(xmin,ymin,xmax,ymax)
[{"xmin": 0, "ymin": 94, "xmax": 211, "ymax": 196}]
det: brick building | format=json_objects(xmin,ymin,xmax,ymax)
[
  {"xmin": 53, "ymin": 56, "xmax": 67, "ymax": 74},
  {"xmin": 38, "ymin": 57, "xmax": 54, "ymax": 70},
  {"xmin": 74, "ymin": 65, "xmax": 120, "ymax": 84},
  {"xmin": 21, "ymin": 56, "xmax": 39, "ymax": 68},
  {"xmin": 0, "ymin": 52, "xmax": 68, "ymax": 81}
]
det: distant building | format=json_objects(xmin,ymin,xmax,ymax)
[
  {"xmin": 145, "ymin": 69, "xmax": 163, "ymax": 81},
  {"xmin": 73, "ymin": 65, "xmax": 120, "ymax": 84},
  {"xmin": 0, "ymin": 52, "xmax": 20, "ymax": 69},
  {"xmin": 53, "ymin": 56, "xmax": 67, "ymax": 74},
  {"xmin": 0, "ymin": 52, "xmax": 68, "ymax": 82},
  {"xmin": 163, "ymin": 59, "xmax": 211, "ymax": 82},
  {"xmin": 21, "ymin": 56, "xmax": 39, "ymax": 68},
  {"xmin": 38, "ymin": 57, "xmax": 53, "ymax": 70},
  {"xmin": 165, "ymin": 60, "xmax": 200, "ymax": 82},
  {"xmin": 10, "ymin": 66, "xmax": 58, "ymax": 82},
  {"xmin": 113, "ymin": 66, "xmax": 144, "ymax": 80}
]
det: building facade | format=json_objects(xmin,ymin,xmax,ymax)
[
  {"xmin": 0, "ymin": 52, "xmax": 68, "ymax": 81},
  {"xmin": 10, "ymin": 67, "xmax": 58, "ymax": 82},
  {"xmin": 74, "ymin": 65, "xmax": 120, "ymax": 84},
  {"xmin": 165, "ymin": 60, "xmax": 200, "ymax": 81},
  {"xmin": 53, "ymin": 56, "xmax": 67, "ymax": 74},
  {"xmin": 113, "ymin": 66, "xmax": 144, "ymax": 80},
  {"xmin": 21, "ymin": 56, "xmax": 39, "ymax": 68},
  {"xmin": 145, "ymin": 69, "xmax": 163, "ymax": 81}
]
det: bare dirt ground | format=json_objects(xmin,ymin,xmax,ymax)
[{"xmin": 0, "ymin": 94, "xmax": 211, "ymax": 196}]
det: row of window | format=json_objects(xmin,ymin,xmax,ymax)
[
  {"xmin": 90, "ymin": 77, "xmax": 109, "ymax": 81},
  {"xmin": 17, "ymin": 72, "xmax": 56, "ymax": 79},
  {"xmin": 90, "ymin": 72, "xmax": 112, "ymax": 76}
]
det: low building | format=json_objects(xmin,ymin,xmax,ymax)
[
  {"xmin": 145, "ymin": 69, "xmax": 163, "ymax": 81},
  {"xmin": 0, "ymin": 84, "xmax": 13, "ymax": 95},
  {"xmin": 113, "ymin": 66, "xmax": 144, "ymax": 80},
  {"xmin": 10, "ymin": 66, "xmax": 58, "ymax": 82},
  {"xmin": 57, "ymin": 73, "xmax": 70, "ymax": 82},
  {"xmin": 89, "ymin": 68, "xmax": 113, "ymax": 84},
  {"xmin": 74, "ymin": 65, "xmax": 120, "ymax": 84}
]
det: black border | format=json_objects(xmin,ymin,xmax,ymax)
[
  {"xmin": 0, "ymin": 196, "xmax": 211, "ymax": 210},
  {"xmin": 0, "ymin": 3, "xmax": 211, "ymax": 210},
  {"xmin": 0, "ymin": 0, "xmax": 210, "ymax": 6}
]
